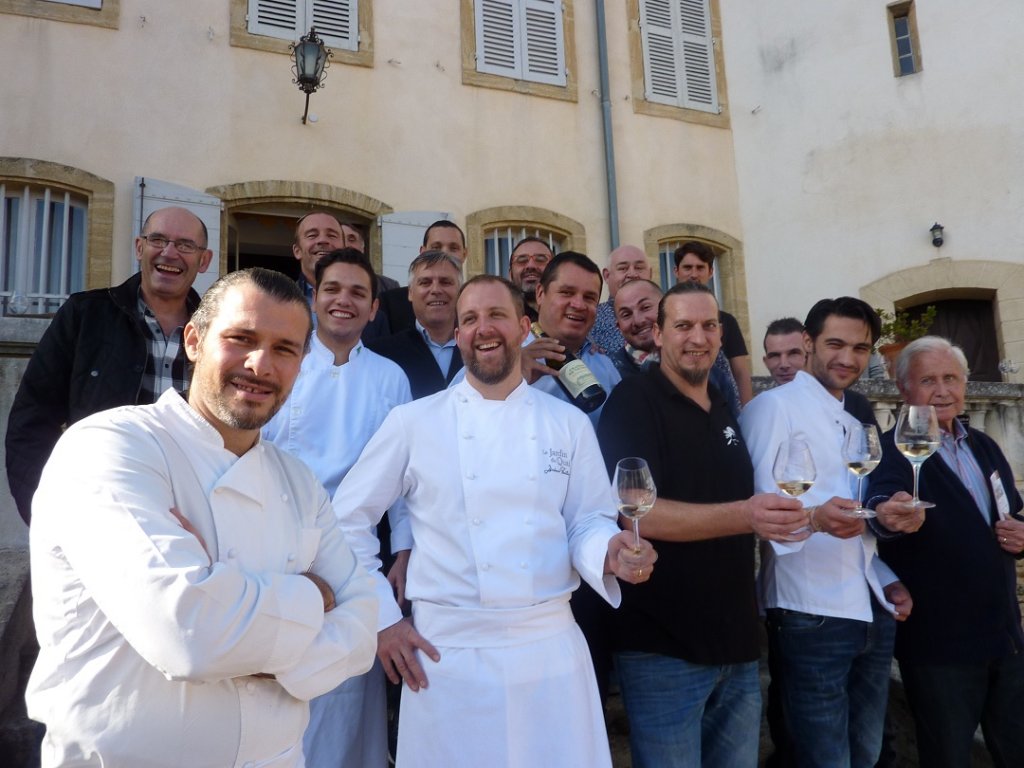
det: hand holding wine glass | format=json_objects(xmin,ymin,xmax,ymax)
[
  {"xmin": 895, "ymin": 404, "xmax": 939, "ymax": 509},
  {"xmin": 772, "ymin": 438, "xmax": 816, "ymax": 539},
  {"xmin": 613, "ymin": 457, "xmax": 657, "ymax": 553},
  {"xmin": 842, "ymin": 422, "xmax": 882, "ymax": 518}
]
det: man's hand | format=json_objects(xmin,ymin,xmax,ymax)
[
  {"xmin": 994, "ymin": 518, "xmax": 1024, "ymax": 555},
  {"xmin": 301, "ymin": 572, "xmax": 336, "ymax": 613},
  {"xmin": 605, "ymin": 530, "xmax": 657, "ymax": 584},
  {"xmin": 378, "ymin": 617, "xmax": 440, "ymax": 692},
  {"xmin": 520, "ymin": 337, "xmax": 564, "ymax": 384},
  {"xmin": 744, "ymin": 493, "xmax": 810, "ymax": 542},
  {"xmin": 387, "ymin": 549, "xmax": 411, "ymax": 612},
  {"xmin": 875, "ymin": 492, "xmax": 926, "ymax": 533},
  {"xmin": 884, "ymin": 581, "xmax": 913, "ymax": 622},
  {"xmin": 810, "ymin": 497, "xmax": 866, "ymax": 539}
]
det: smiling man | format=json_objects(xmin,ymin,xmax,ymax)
[
  {"xmin": 597, "ymin": 282, "xmax": 808, "ymax": 768},
  {"xmin": 867, "ymin": 337, "xmax": 1024, "ymax": 767},
  {"xmin": 6, "ymin": 206, "xmax": 212, "ymax": 524},
  {"xmin": 590, "ymin": 244, "xmax": 652, "ymax": 355},
  {"xmin": 334, "ymin": 275, "xmax": 656, "ymax": 768},
  {"xmin": 740, "ymin": 297, "xmax": 912, "ymax": 768},
  {"xmin": 608, "ymin": 278, "xmax": 662, "ymax": 378},
  {"xmin": 27, "ymin": 267, "xmax": 377, "ymax": 767},
  {"xmin": 507, "ymin": 236, "xmax": 553, "ymax": 321},
  {"xmin": 525, "ymin": 251, "xmax": 621, "ymax": 425},
  {"xmin": 263, "ymin": 249, "xmax": 410, "ymax": 768}
]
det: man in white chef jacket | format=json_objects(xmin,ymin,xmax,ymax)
[
  {"xmin": 739, "ymin": 296, "xmax": 912, "ymax": 768},
  {"xmin": 334, "ymin": 274, "xmax": 657, "ymax": 768},
  {"xmin": 27, "ymin": 267, "xmax": 378, "ymax": 768},
  {"xmin": 263, "ymin": 249, "xmax": 411, "ymax": 768}
]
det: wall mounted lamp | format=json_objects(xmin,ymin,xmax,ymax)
[
  {"xmin": 930, "ymin": 222, "xmax": 944, "ymax": 248},
  {"xmin": 291, "ymin": 27, "xmax": 332, "ymax": 125}
]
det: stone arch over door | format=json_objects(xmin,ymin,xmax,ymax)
[
  {"xmin": 861, "ymin": 259, "xmax": 1024, "ymax": 383},
  {"xmin": 206, "ymin": 181, "xmax": 393, "ymax": 275}
]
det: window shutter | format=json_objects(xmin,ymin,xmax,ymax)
[
  {"xmin": 522, "ymin": 0, "xmax": 566, "ymax": 86},
  {"xmin": 476, "ymin": 0, "xmax": 520, "ymax": 79},
  {"xmin": 248, "ymin": 0, "xmax": 300, "ymax": 39},
  {"xmin": 678, "ymin": 0, "xmax": 718, "ymax": 112},
  {"xmin": 640, "ymin": 0, "xmax": 681, "ymax": 105},
  {"xmin": 311, "ymin": 0, "xmax": 358, "ymax": 51}
]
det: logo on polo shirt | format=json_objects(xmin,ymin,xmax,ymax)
[{"xmin": 722, "ymin": 426, "xmax": 739, "ymax": 446}]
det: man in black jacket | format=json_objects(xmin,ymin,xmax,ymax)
[
  {"xmin": 6, "ymin": 206, "xmax": 211, "ymax": 524},
  {"xmin": 868, "ymin": 336, "xmax": 1024, "ymax": 767}
]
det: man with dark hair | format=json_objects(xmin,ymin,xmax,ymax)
[
  {"xmin": 740, "ymin": 296, "xmax": 911, "ymax": 768},
  {"xmin": 608, "ymin": 278, "xmax": 662, "ymax": 378},
  {"xmin": 334, "ymin": 274, "xmax": 656, "ymax": 768},
  {"xmin": 27, "ymin": 267, "xmax": 377, "ymax": 766},
  {"xmin": 590, "ymin": 245, "xmax": 652, "ymax": 355},
  {"xmin": 868, "ymin": 336, "xmax": 1024, "ymax": 767},
  {"xmin": 673, "ymin": 241, "xmax": 751, "ymax": 409},
  {"xmin": 6, "ymin": 206, "xmax": 212, "ymax": 524},
  {"xmin": 368, "ymin": 251, "xmax": 464, "ymax": 399},
  {"xmin": 507, "ymin": 236, "xmax": 553, "ymax": 321},
  {"xmin": 598, "ymin": 281, "xmax": 808, "ymax": 768},
  {"xmin": 762, "ymin": 317, "xmax": 807, "ymax": 386},
  {"xmin": 376, "ymin": 220, "xmax": 467, "ymax": 335},
  {"xmin": 263, "ymin": 249, "xmax": 410, "ymax": 768},
  {"xmin": 525, "ymin": 251, "xmax": 621, "ymax": 426}
]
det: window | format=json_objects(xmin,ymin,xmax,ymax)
[
  {"xmin": 248, "ymin": 0, "xmax": 357, "ymax": 51},
  {"xmin": 232, "ymin": 0, "xmax": 371, "ymax": 66},
  {"xmin": 483, "ymin": 225, "xmax": 564, "ymax": 278},
  {"xmin": 0, "ymin": 0, "xmax": 117, "ymax": 28},
  {"xmin": 638, "ymin": 0, "xmax": 719, "ymax": 114},
  {"xmin": 655, "ymin": 238, "xmax": 721, "ymax": 301},
  {"xmin": 1, "ymin": 184, "xmax": 88, "ymax": 315},
  {"xmin": 887, "ymin": 2, "xmax": 921, "ymax": 77},
  {"xmin": 466, "ymin": 206, "xmax": 585, "ymax": 278},
  {"xmin": 474, "ymin": 0, "xmax": 566, "ymax": 86},
  {"xmin": 462, "ymin": 0, "xmax": 577, "ymax": 101}
]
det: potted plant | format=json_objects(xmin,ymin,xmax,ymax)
[{"xmin": 875, "ymin": 305, "xmax": 938, "ymax": 376}]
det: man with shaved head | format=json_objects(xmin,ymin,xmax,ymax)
[
  {"xmin": 590, "ymin": 244, "xmax": 652, "ymax": 354},
  {"xmin": 7, "ymin": 206, "xmax": 212, "ymax": 524}
]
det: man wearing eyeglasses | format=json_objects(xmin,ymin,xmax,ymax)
[
  {"xmin": 507, "ymin": 236, "xmax": 553, "ymax": 322},
  {"xmin": 5, "ymin": 206, "xmax": 211, "ymax": 524}
]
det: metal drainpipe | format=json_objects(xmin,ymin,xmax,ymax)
[{"xmin": 595, "ymin": 1, "xmax": 620, "ymax": 251}]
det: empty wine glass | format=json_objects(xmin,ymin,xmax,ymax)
[
  {"xmin": 894, "ymin": 404, "xmax": 940, "ymax": 509},
  {"xmin": 842, "ymin": 422, "xmax": 882, "ymax": 518},
  {"xmin": 613, "ymin": 457, "xmax": 657, "ymax": 553}
]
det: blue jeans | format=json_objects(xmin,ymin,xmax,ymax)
[
  {"xmin": 615, "ymin": 651, "xmax": 761, "ymax": 768},
  {"xmin": 766, "ymin": 602, "xmax": 896, "ymax": 768}
]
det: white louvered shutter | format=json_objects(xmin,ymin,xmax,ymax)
[
  {"xmin": 522, "ymin": 0, "xmax": 566, "ymax": 86},
  {"xmin": 311, "ymin": 0, "xmax": 358, "ymax": 51},
  {"xmin": 678, "ymin": 0, "xmax": 717, "ymax": 112},
  {"xmin": 248, "ymin": 0, "xmax": 357, "ymax": 51},
  {"xmin": 640, "ymin": 0, "xmax": 718, "ymax": 113},
  {"xmin": 476, "ymin": 0, "xmax": 520, "ymax": 79}
]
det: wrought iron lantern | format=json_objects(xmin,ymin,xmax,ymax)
[{"xmin": 291, "ymin": 27, "xmax": 332, "ymax": 124}]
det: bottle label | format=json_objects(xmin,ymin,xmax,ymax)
[{"xmin": 559, "ymin": 359, "xmax": 600, "ymax": 398}]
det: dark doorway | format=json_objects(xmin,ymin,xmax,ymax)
[{"xmin": 905, "ymin": 298, "xmax": 999, "ymax": 381}]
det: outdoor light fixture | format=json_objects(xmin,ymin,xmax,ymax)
[
  {"xmin": 930, "ymin": 222, "xmax": 944, "ymax": 248},
  {"xmin": 291, "ymin": 27, "xmax": 332, "ymax": 124}
]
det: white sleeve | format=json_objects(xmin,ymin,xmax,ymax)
[{"xmin": 333, "ymin": 407, "xmax": 411, "ymax": 631}]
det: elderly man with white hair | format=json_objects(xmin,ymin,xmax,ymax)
[{"xmin": 867, "ymin": 335, "xmax": 1024, "ymax": 768}]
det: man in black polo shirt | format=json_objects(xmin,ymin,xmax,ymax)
[{"xmin": 597, "ymin": 281, "xmax": 807, "ymax": 768}]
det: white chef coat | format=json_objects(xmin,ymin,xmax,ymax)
[
  {"xmin": 263, "ymin": 336, "xmax": 411, "ymax": 498},
  {"xmin": 263, "ymin": 335, "xmax": 410, "ymax": 768},
  {"xmin": 739, "ymin": 371, "xmax": 897, "ymax": 621},
  {"xmin": 333, "ymin": 378, "xmax": 621, "ymax": 767},
  {"xmin": 27, "ymin": 390, "xmax": 378, "ymax": 768}
]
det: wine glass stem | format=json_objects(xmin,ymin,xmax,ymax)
[
  {"xmin": 632, "ymin": 518, "xmax": 641, "ymax": 553},
  {"xmin": 911, "ymin": 462, "xmax": 922, "ymax": 503},
  {"xmin": 855, "ymin": 475, "xmax": 864, "ymax": 508}
]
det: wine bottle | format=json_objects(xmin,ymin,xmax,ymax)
[{"xmin": 531, "ymin": 323, "xmax": 607, "ymax": 413}]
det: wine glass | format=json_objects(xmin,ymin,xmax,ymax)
[
  {"xmin": 842, "ymin": 422, "xmax": 882, "ymax": 518},
  {"xmin": 613, "ymin": 457, "xmax": 657, "ymax": 552},
  {"xmin": 772, "ymin": 438, "xmax": 816, "ymax": 499},
  {"xmin": 894, "ymin": 404, "xmax": 940, "ymax": 509}
]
